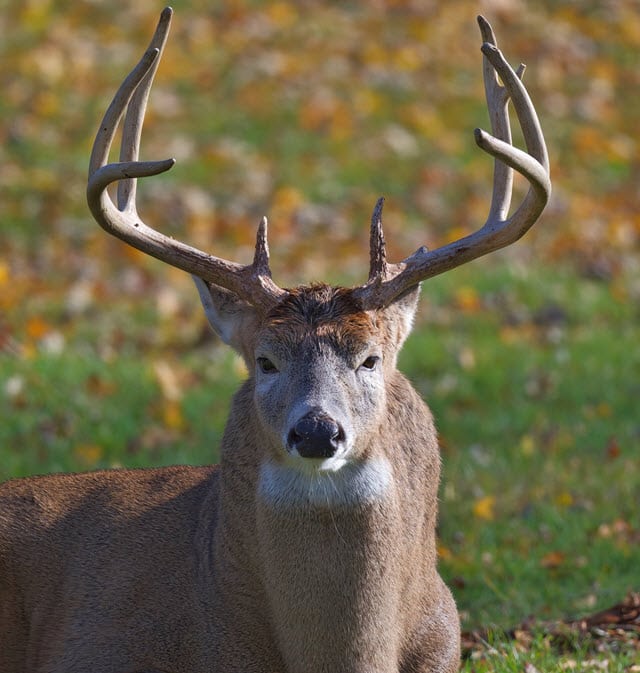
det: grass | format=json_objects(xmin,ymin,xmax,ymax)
[{"xmin": 461, "ymin": 631, "xmax": 639, "ymax": 672}]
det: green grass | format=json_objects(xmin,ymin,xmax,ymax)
[
  {"xmin": 461, "ymin": 630, "xmax": 639, "ymax": 672},
  {"xmin": 1, "ymin": 345, "xmax": 239, "ymax": 477}
]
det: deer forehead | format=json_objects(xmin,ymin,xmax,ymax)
[{"xmin": 254, "ymin": 285, "xmax": 390, "ymax": 358}]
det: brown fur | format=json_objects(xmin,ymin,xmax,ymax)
[{"xmin": 0, "ymin": 284, "xmax": 460, "ymax": 672}]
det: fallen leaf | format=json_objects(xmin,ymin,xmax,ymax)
[
  {"xmin": 454, "ymin": 286, "xmax": 481, "ymax": 313},
  {"xmin": 162, "ymin": 400, "xmax": 185, "ymax": 431},
  {"xmin": 85, "ymin": 373, "xmax": 117, "ymax": 397},
  {"xmin": 74, "ymin": 444, "xmax": 103, "ymax": 467},
  {"xmin": 472, "ymin": 495, "xmax": 495, "ymax": 521},
  {"xmin": 437, "ymin": 544, "xmax": 453, "ymax": 561},
  {"xmin": 605, "ymin": 436, "xmax": 620, "ymax": 460},
  {"xmin": 554, "ymin": 491, "xmax": 574, "ymax": 508},
  {"xmin": 520, "ymin": 434, "xmax": 535, "ymax": 456},
  {"xmin": 540, "ymin": 550, "xmax": 566, "ymax": 569},
  {"xmin": 26, "ymin": 316, "xmax": 51, "ymax": 340}
]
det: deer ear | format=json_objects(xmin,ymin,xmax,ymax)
[
  {"xmin": 192, "ymin": 276, "xmax": 260, "ymax": 361},
  {"xmin": 385, "ymin": 284, "xmax": 421, "ymax": 352}
]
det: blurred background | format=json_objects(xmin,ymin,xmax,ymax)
[{"xmin": 1, "ymin": 0, "xmax": 638, "ymax": 633}]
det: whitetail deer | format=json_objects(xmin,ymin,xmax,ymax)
[{"xmin": 0, "ymin": 8, "xmax": 550, "ymax": 673}]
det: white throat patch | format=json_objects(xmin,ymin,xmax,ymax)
[{"xmin": 258, "ymin": 457, "xmax": 393, "ymax": 509}]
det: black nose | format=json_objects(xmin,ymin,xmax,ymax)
[{"xmin": 287, "ymin": 411, "xmax": 345, "ymax": 459}]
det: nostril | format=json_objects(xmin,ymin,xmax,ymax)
[
  {"xmin": 287, "ymin": 412, "xmax": 345, "ymax": 459},
  {"xmin": 287, "ymin": 426, "xmax": 302, "ymax": 447}
]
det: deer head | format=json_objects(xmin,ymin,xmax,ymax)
[{"xmin": 87, "ymin": 8, "xmax": 549, "ymax": 481}]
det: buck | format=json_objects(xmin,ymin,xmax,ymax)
[{"xmin": 0, "ymin": 8, "xmax": 550, "ymax": 673}]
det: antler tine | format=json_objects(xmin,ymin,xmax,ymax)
[
  {"xmin": 117, "ymin": 7, "xmax": 172, "ymax": 213},
  {"xmin": 368, "ymin": 197, "xmax": 389, "ymax": 283},
  {"xmin": 477, "ymin": 15, "xmax": 514, "ymax": 223},
  {"xmin": 87, "ymin": 8, "xmax": 286, "ymax": 311},
  {"xmin": 253, "ymin": 217, "xmax": 271, "ymax": 276},
  {"xmin": 354, "ymin": 15, "xmax": 551, "ymax": 310}
]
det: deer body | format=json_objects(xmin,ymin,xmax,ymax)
[
  {"xmin": 0, "ymin": 466, "xmax": 218, "ymax": 673},
  {"xmin": 1, "ymin": 8, "xmax": 550, "ymax": 673}
]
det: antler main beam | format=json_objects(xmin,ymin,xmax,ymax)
[
  {"xmin": 356, "ymin": 15, "xmax": 551, "ymax": 309},
  {"xmin": 87, "ymin": 7, "xmax": 286, "ymax": 310}
]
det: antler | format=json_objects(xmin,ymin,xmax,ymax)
[
  {"xmin": 87, "ymin": 7, "xmax": 287, "ymax": 310},
  {"xmin": 89, "ymin": 11, "xmax": 549, "ymax": 313},
  {"xmin": 354, "ymin": 15, "xmax": 551, "ymax": 309}
]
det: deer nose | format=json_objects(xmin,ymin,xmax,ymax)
[{"xmin": 287, "ymin": 411, "xmax": 345, "ymax": 459}]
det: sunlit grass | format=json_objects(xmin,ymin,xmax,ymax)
[{"xmin": 461, "ymin": 630, "xmax": 639, "ymax": 672}]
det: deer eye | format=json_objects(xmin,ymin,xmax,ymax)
[
  {"xmin": 359, "ymin": 356, "xmax": 380, "ymax": 371},
  {"xmin": 257, "ymin": 357, "xmax": 278, "ymax": 374}
]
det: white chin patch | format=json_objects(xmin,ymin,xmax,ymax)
[
  {"xmin": 257, "ymin": 457, "xmax": 393, "ymax": 509},
  {"xmin": 317, "ymin": 455, "xmax": 348, "ymax": 472}
]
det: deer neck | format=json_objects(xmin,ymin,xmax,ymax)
[
  {"xmin": 255, "ymin": 461, "xmax": 403, "ymax": 673},
  {"xmin": 213, "ymin": 377, "xmax": 438, "ymax": 672}
]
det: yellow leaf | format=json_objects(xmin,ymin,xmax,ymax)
[
  {"xmin": 329, "ymin": 103, "xmax": 353, "ymax": 142},
  {"xmin": 573, "ymin": 126, "xmax": 603, "ymax": 156},
  {"xmin": 554, "ymin": 491, "xmax": 574, "ymax": 508},
  {"xmin": 445, "ymin": 226, "xmax": 470, "ymax": 245},
  {"xmin": 437, "ymin": 544, "xmax": 453, "ymax": 561},
  {"xmin": 265, "ymin": 2, "xmax": 297, "ymax": 28},
  {"xmin": 353, "ymin": 88, "xmax": 382, "ymax": 117},
  {"xmin": 0, "ymin": 262, "xmax": 9, "ymax": 286},
  {"xmin": 163, "ymin": 400, "xmax": 185, "ymax": 431},
  {"xmin": 472, "ymin": 495, "xmax": 495, "ymax": 521},
  {"xmin": 454, "ymin": 286, "xmax": 481, "ymax": 313},
  {"xmin": 362, "ymin": 42, "xmax": 387, "ymax": 67},
  {"xmin": 22, "ymin": 343, "xmax": 37, "ymax": 360},
  {"xmin": 520, "ymin": 434, "xmax": 535, "ymax": 456},
  {"xmin": 394, "ymin": 45, "xmax": 422, "ymax": 71},
  {"xmin": 74, "ymin": 444, "xmax": 103, "ymax": 467},
  {"xmin": 499, "ymin": 325, "xmax": 518, "ymax": 345},
  {"xmin": 26, "ymin": 316, "xmax": 51, "ymax": 340},
  {"xmin": 271, "ymin": 186, "xmax": 305, "ymax": 216}
]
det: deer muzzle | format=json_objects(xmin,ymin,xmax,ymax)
[{"xmin": 286, "ymin": 410, "xmax": 346, "ymax": 459}]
